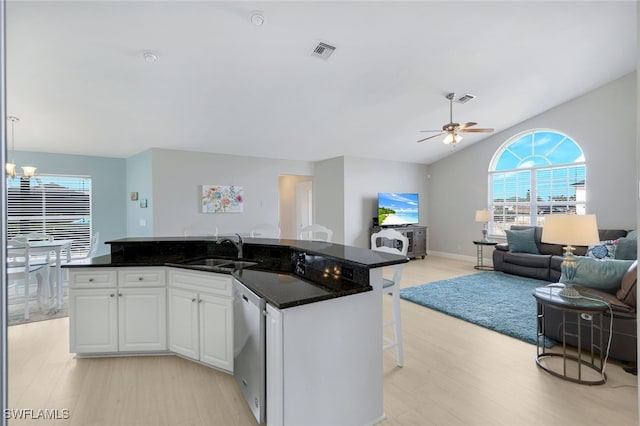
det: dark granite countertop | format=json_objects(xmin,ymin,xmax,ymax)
[
  {"xmin": 65, "ymin": 237, "xmax": 407, "ymax": 309},
  {"xmin": 233, "ymin": 269, "xmax": 368, "ymax": 309},
  {"xmin": 104, "ymin": 236, "xmax": 406, "ymax": 268}
]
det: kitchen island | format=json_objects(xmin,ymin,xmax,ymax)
[{"xmin": 64, "ymin": 236, "xmax": 407, "ymax": 426}]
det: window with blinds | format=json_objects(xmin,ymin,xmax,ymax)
[
  {"xmin": 489, "ymin": 130, "xmax": 586, "ymax": 236},
  {"xmin": 7, "ymin": 175, "xmax": 92, "ymax": 258}
]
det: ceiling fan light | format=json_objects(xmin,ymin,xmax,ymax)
[{"xmin": 442, "ymin": 133, "xmax": 463, "ymax": 145}]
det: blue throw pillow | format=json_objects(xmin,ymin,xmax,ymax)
[
  {"xmin": 505, "ymin": 228, "xmax": 539, "ymax": 254},
  {"xmin": 561, "ymin": 256, "xmax": 635, "ymax": 294},
  {"xmin": 586, "ymin": 240, "xmax": 616, "ymax": 259}
]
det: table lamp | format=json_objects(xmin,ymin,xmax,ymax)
[
  {"xmin": 475, "ymin": 209, "xmax": 492, "ymax": 242},
  {"xmin": 541, "ymin": 214, "xmax": 599, "ymax": 298}
]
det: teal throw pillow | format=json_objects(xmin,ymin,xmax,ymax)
[
  {"xmin": 561, "ymin": 257, "xmax": 635, "ymax": 294},
  {"xmin": 614, "ymin": 237, "xmax": 637, "ymax": 260},
  {"xmin": 505, "ymin": 228, "xmax": 539, "ymax": 254},
  {"xmin": 626, "ymin": 230, "xmax": 638, "ymax": 240}
]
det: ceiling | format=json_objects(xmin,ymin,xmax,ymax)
[{"xmin": 5, "ymin": 1, "xmax": 637, "ymax": 165}]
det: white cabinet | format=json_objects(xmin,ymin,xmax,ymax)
[
  {"xmin": 69, "ymin": 267, "xmax": 167, "ymax": 354},
  {"xmin": 265, "ymin": 287, "xmax": 383, "ymax": 426},
  {"xmin": 69, "ymin": 287, "xmax": 118, "ymax": 353},
  {"xmin": 168, "ymin": 269, "xmax": 233, "ymax": 372}
]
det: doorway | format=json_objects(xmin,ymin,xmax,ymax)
[{"xmin": 278, "ymin": 175, "xmax": 313, "ymax": 239}]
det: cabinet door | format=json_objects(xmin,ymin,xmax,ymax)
[
  {"xmin": 413, "ymin": 228, "xmax": 426, "ymax": 256},
  {"xmin": 69, "ymin": 288, "xmax": 118, "ymax": 353},
  {"xmin": 266, "ymin": 304, "xmax": 284, "ymax": 426},
  {"xmin": 168, "ymin": 287, "xmax": 199, "ymax": 360},
  {"xmin": 199, "ymin": 292, "xmax": 233, "ymax": 372},
  {"xmin": 118, "ymin": 287, "xmax": 167, "ymax": 352}
]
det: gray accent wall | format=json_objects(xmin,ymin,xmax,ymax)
[
  {"xmin": 427, "ymin": 72, "xmax": 637, "ymax": 259},
  {"xmin": 9, "ymin": 151, "xmax": 126, "ymax": 256}
]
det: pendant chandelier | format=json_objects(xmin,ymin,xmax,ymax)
[{"xmin": 6, "ymin": 116, "xmax": 36, "ymax": 178}]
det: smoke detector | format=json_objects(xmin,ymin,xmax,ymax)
[
  {"xmin": 311, "ymin": 42, "xmax": 336, "ymax": 60},
  {"xmin": 250, "ymin": 11, "xmax": 265, "ymax": 26},
  {"xmin": 142, "ymin": 51, "xmax": 158, "ymax": 63}
]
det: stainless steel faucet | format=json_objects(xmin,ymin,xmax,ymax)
[{"xmin": 217, "ymin": 233, "xmax": 244, "ymax": 259}]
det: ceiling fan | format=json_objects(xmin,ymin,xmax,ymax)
[{"xmin": 417, "ymin": 92, "xmax": 494, "ymax": 145}]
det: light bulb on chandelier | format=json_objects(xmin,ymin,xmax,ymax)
[{"xmin": 5, "ymin": 116, "xmax": 36, "ymax": 178}]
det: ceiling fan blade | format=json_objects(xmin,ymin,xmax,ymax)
[
  {"xmin": 417, "ymin": 132, "xmax": 445, "ymax": 143},
  {"xmin": 419, "ymin": 129, "xmax": 443, "ymax": 133},
  {"xmin": 461, "ymin": 128, "xmax": 494, "ymax": 133},
  {"xmin": 458, "ymin": 122, "xmax": 477, "ymax": 129}
]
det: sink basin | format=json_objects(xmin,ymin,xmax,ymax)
[
  {"xmin": 184, "ymin": 258, "xmax": 236, "ymax": 267},
  {"xmin": 218, "ymin": 260, "xmax": 258, "ymax": 270},
  {"xmin": 181, "ymin": 257, "xmax": 258, "ymax": 271}
]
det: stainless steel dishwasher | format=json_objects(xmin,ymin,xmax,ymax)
[{"xmin": 233, "ymin": 278, "xmax": 266, "ymax": 424}]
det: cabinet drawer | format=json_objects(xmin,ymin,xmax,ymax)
[
  {"xmin": 119, "ymin": 268, "xmax": 167, "ymax": 288},
  {"xmin": 69, "ymin": 269, "xmax": 117, "ymax": 288},
  {"xmin": 169, "ymin": 269, "xmax": 232, "ymax": 297}
]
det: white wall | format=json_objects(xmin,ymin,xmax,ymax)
[
  {"xmin": 343, "ymin": 156, "xmax": 429, "ymax": 248},
  {"xmin": 149, "ymin": 149, "xmax": 314, "ymax": 236},
  {"xmin": 428, "ymin": 72, "xmax": 637, "ymax": 258},
  {"xmin": 314, "ymin": 157, "xmax": 346, "ymax": 243}
]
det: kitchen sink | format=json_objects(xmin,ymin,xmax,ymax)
[
  {"xmin": 186, "ymin": 258, "xmax": 238, "ymax": 267},
  {"xmin": 180, "ymin": 257, "xmax": 259, "ymax": 271}
]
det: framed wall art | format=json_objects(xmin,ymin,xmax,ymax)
[{"xmin": 201, "ymin": 185, "xmax": 244, "ymax": 213}]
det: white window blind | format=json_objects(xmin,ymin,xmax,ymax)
[{"xmin": 7, "ymin": 175, "xmax": 92, "ymax": 258}]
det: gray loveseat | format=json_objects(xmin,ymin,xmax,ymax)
[{"xmin": 493, "ymin": 225, "xmax": 637, "ymax": 363}]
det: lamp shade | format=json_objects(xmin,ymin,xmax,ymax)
[
  {"xmin": 475, "ymin": 209, "xmax": 492, "ymax": 222},
  {"xmin": 541, "ymin": 214, "xmax": 599, "ymax": 246}
]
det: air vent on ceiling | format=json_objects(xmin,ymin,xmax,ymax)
[
  {"xmin": 456, "ymin": 93, "xmax": 476, "ymax": 104},
  {"xmin": 312, "ymin": 42, "xmax": 336, "ymax": 60}
]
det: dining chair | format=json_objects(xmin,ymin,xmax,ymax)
[
  {"xmin": 250, "ymin": 224, "xmax": 281, "ymax": 238},
  {"xmin": 370, "ymin": 228, "xmax": 409, "ymax": 367},
  {"xmin": 298, "ymin": 224, "xmax": 333, "ymax": 242},
  {"xmin": 182, "ymin": 224, "xmax": 219, "ymax": 237},
  {"xmin": 7, "ymin": 238, "xmax": 51, "ymax": 319}
]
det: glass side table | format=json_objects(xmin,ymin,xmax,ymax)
[
  {"xmin": 532, "ymin": 286, "xmax": 609, "ymax": 385},
  {"xmin": 472, "ymin": 240, "xmax": 497, "ymax": 270}
]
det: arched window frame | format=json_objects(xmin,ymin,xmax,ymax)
[{"xmin": 488, "ymin": 129, "xmax": 586, "ymax": 236}]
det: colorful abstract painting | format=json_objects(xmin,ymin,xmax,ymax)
[{"xmin": 201, "ymin": 185, "xmax": 244, "ymax": 213}]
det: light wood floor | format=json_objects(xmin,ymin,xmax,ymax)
[{"xmin": 7, "ymin": 256, "xmax": 639, "ymax": 425}]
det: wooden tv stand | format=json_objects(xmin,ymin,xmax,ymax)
[{"xmin": 369, "ymin": 225, "xmax": 427, "ymax": 259}]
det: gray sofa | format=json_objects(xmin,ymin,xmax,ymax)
[
  {"xmin": 493, "ymin": 225, "xmax": 628, "ymax": 282},
  {"xmin": 493, "ymin": 225, "xmax": 637, "ymax": 363}
]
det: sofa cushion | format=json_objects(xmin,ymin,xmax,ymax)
[
  {"xmin": 561, "ymin": 257, "xmax": 635, "ymax": 294},
  {"xmin": 586, "ymin": 240, "xmax": 617, "ymax": 259},
  {"xmin": 616, "ymin": 261, "xmax": 637, "ymax": 308},
  {"xmin": 614, "ymin": 237, "xmax": 637, "ymax": 260},
  {"xmin": 505, "ymin": 228, "xmax": 539, "ymax": 254}
]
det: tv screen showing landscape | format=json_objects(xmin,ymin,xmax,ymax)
[{"xmin": 378, "ymin": 192, "xmax": 419, "ymax": 226}]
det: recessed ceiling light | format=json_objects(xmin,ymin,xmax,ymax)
[
  {"xmin": 250, "ymin": 11, "xmax": 265, "ymax": 26},
  {"xmin": 142, "ymin": 51, "xmax": 158, "ymax": 63}
]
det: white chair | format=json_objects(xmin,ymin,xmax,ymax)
[
  {"xmin": 298, "ymin": 224, "xmax": 333, "ymax": 242},
  {"xmin": 250, "ymin": 224, "xmax": 281, "ymax": 238},
  {"xmin": 7, "ymin": 239, "xmax": 51, "ymax": 319},
  {"xmin": 182, "ymin": 224, "xmax": 218, "ymax": 237},
  {"xmin": 370, "ymin": 228, "xmax": 409, "ymax": 367}
]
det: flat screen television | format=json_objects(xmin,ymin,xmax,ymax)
[{"xmin": 378, "ymin": 192, "xmax": 419, "ymax": 226}]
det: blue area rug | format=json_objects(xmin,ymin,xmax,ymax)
[{"xmin": 400, "ymin": 271, "xmax": 555, "ymax": 347}]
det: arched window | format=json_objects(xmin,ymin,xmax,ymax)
[{"xmin": 489, "ymin": 129, "xmax": 586, "ymax": 236}]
